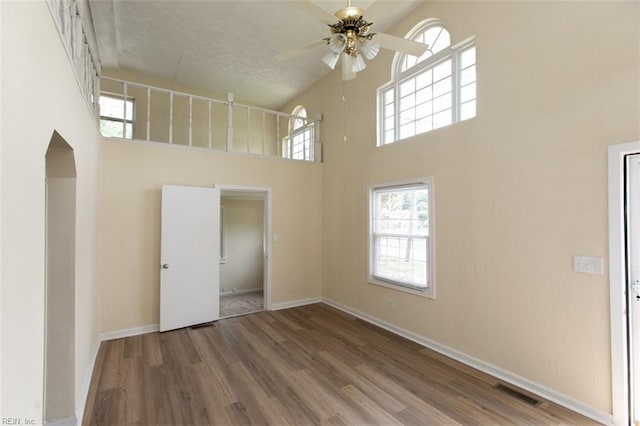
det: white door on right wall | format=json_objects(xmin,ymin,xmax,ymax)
[{"xmin": 627, "ymin": 154, "xmax": 640, "ymax": 425}]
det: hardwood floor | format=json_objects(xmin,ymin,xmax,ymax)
[{"xmin": 83, "ymin": 303, "xmax": 599, "ymax": 425}]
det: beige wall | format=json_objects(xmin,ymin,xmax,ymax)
[
  {"xmin": 98, "ymin": 140, "xmax": 322, "ymax": 332},
  {"xmin": 220, "ymin": 198, "xmax": 264, "ymax": 293},
  {"xmin": 283, "ymin": 0, "xmax": 639, "ymax": 415},
  {"xmin": 1, "ymin": 1, "xmax": 101, "ymax": 422}
]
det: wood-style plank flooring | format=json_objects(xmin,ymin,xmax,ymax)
[{"xmin": 83, "ymin": 303, "xmax": 599, "ymax": 425}]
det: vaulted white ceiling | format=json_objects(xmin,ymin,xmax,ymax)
[{"xmin": 89, "ymin": 0, "xmax": 423, "ymax": 109}]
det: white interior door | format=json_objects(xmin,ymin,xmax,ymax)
[
  {"xmin": 627, "ymin": 154, "xmax": 640, "ymax": 425},
  {"xmin": 160, "ymin": 185, "xmax": 220, "ymax": 332}
]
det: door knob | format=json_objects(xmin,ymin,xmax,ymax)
[
  {"xmin": 162, "ymin": 263, "xmax": 169, "ymax": 269},
  {"xmin": 632, "ymin": 280, "xmax": 640, "ymax": 300}
]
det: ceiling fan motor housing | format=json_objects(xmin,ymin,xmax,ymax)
[{"xmin": 329, "ymin": 7, "xmax": 374, "ymax": 57}]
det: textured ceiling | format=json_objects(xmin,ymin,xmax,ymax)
[{"xmin": 89, "ymin": 0, "xmax": 423, "ymax": 109}]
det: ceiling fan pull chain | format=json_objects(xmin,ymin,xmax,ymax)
[{"xmin": 342, "ymin": 82, "xmax": 348, "ymax": 142}]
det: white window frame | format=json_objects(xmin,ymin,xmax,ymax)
[
  {"xmin": 283, "ymin": 106, "xmax": 314, "ymax": 161},
  {"xmin": 377, "ymin": 19, "xmax": 476, "ymax": 146},
  {"xmin": 99, "ymin": 93, "xmax": 135, "ymax": 139},
  {"xmin": 368, "ymin": 178, "xmax": 435, "ymax": 298}
]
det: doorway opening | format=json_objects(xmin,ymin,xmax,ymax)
[
  {"xmin": 44, "ymin": 131, "xmax": 77, "ymax": 424},
  {"xmin": 218, "ymin": 187, "xmax": 271, "ymax": 318}
]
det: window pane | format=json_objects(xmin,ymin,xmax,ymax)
[
  {"xmin": 433, "ymin": 93, "xmax": 452, "ymax": 113},
  {"xmin": 460, "ymin": 46, "xmax": 476, "ymax": 69},
  {"xmin": 415, "ymin": 102, "xmax": 432, "ymax": 120},
  {"xmin": 433, "ymin": 76, "xmax": 452, "ymax": 98},
  {"xmin": 460, "ymin": 100, "xmax": 476, "ymax": 120},
  {"xmin": 384, "ymin": 103, "xmax": 394, "ymax": 118},
  {"xmin": 384, "ymin": 130, "xmax": 395, "ymax": 144},
  {"xmin": 400, "ymin": 108, "xmax": 415, "ymax": 125},
  {"xmin": 100, "ymin": 119, "xmax": 124, "ymax": 138},
  {"xmin": 383, "ymin": 88, "xmax": 395, "ymax": 105},
  {"xmin": 460, "ymin": 82, "xmax": 477, "ymax": 103},
  {"xmin": 100, "ymin": 96, "xmax": 125, "ymax": 119},
  {"xmin": 433, "ymin": 109, "xmax": 452, "ymax": 129},
  {"xmin": 400, "ymin": 94, "xmax": 416, "ymax": 111},
  {"xmin": 400, "ymin": 78, "xmax": 416, "ymax": 97},
  {"xmin": 433, "ymin": 59, "xmax": 452, "ymax": 82},
  {"xmin": 428, "ymin": 28, "xmax": 450, "ymax": 55},
  {"xmin": 416, "ymin": 69, "xmax": 432, "ymax": 89},
  {"xmin": 415, "ymin": 86, "xmax": 433, "ymax": 105},
  {"xmin": 416, "ymin": 117, "xmax": 432, "ymax": 133},
  {"xmin": 384, "ymin": 116, "xmax": 395, "ymax": 130},
  {"xmin": 460, "ymin": 65, "xmax": 476, "ymax": 86},
  {"xmin": 400, "ymin": 123, "xmax": 415, "ymax": 139}
]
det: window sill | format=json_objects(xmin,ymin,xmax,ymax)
[{"xmin": 368, "ymin": 278, "xmax": 435, "ymax": 299}]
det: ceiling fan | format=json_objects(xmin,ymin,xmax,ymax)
[{"xmin": 278, "ymin": 0, "xmax": 428, "ymax": 81}]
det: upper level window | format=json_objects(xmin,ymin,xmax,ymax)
[
  {"xmin": 283, "ymin": 106, "xmax": 314, "ymax": 161},
  {"xmin": 99, "ymin": 94, "xmax": 134, "ymax": 139},
  {"xmin": 378, "ymin": 20, "xmax": 476, "ymax": 146}
]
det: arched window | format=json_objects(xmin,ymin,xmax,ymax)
[
  {"xmin": 378, "ymin": 20, "xmax": 476, "ymax": 146},
  {"xmin": 283, "ymin": 106, "xmax": 314, "ymax": 161}
]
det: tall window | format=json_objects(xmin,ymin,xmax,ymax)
[
  {"xmin": 283, "ymin": 106, "xmax": 314, "ymax": 161},
  {"xmin": 369, "ymin": 179, "xmax": 434, "ymax": 297},
  {"xmin": 378, "ymin": 20, "xmax": 476, "ymax": 146},
  {"xmin": 99, "ymin": 94, "xmax": 134, "ymax": 139}
]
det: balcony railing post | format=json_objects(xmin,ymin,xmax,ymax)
[
  {"xmin": 189, "ymin": 96, "xmax": 193, "ymax": 147},
  {"xmin": 314, "ymin": 112, "xmax": 322, "ymax": 162},
  {"xmin": 169, "ymin": 92, "xmax": 174, "ymax": 144},
  {"xmin": 226, "ymin": 93, "xmax": 234, "ymax": 152},
  {"xmin": 146, "ymin": 87, "xmax": 151, "ymax": 141},
  {"xmin": 208, "ymin": 100, "xmax": 212, "ymax": 150}
]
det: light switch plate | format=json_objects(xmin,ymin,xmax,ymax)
[{"xmin": 573, "ymin": 256, "xmax": 603, "ymax": 275}]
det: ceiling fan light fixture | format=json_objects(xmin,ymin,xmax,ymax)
[
  {"xmin": 352, "ymin": 53, "xmax": 367, "ymax": 73},
  {"xmin": 328, "ymin": 33, "xmax": 347, "ymax": 54},
  {"xmin": 359, "ymin": 38, "xmax": 379, "ymax": 60},
  {"xmin": 322, "ymin": 51, "xmax": 341, "ymax": 70}
]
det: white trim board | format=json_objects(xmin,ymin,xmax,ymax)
[
  {"xmin": 270, "ymin": 297, "xmax": 322, "ymax": 311},
  {"xmin": 99, "ymin": 324, "xmax": 159, "ymax": 341},
  {"xmin": 220, "ymin": 287, "xmax": 263, "ymax": 297},
  {"xmin": 322, "ymin": 298, "xmax": 613, "ymax": 425},
  {"xmin": 75, "ymin": 337, "xmax": 100, "ymax": 426},
  {"xmin": 45, "ymin": 416, "xmax": 76, "ymax": 426}
]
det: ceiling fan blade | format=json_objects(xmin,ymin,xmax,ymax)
[
  {"xmin": 342, "ymin": 54, "xmax": 356, "ymax": 81},
  {"xmin": 361, "ymin": 0, "xmax": 385, "ymax": 24},
  {"xmin": 374, "ymin": 32, "xmax": 428, "ymax": 57},
  {"xmin": 288, "ymin": 0, "xmax": 338, "ymax": 25},
  {"xmin": 275, "ymin": 39, "xmax": 326, "ymax": 61}
]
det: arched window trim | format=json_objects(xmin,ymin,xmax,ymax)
[
  {"xmin": 283, "ymin": 105, "xmax": 315, "ymax": 161},
  {"xmin": 378, "ymin": 19, "xmax": 477, "ymax": 146},
  {"xmin": 391, "ymin": 18, "xmax": 447, "ymax": 80}
]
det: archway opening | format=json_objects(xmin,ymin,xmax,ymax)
[{"xmin": 44, "ymin": 131, "xmax": 77, "ymax": 424}]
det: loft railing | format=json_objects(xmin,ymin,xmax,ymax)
[
  {"xmin": 47, "ymin": 0, "xmax": 101, "ymax": 118},
  {"xmin": 100, "ymin": 77, "xmax": 322, "ymax": 162}
]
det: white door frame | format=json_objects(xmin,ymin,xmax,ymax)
[
  {"xmin": 609, "ymin": 140, "xmax": 640, "ymax": 426},
  {"xmin": 216, "ymin": 184, "xmax": 272, "ymax": 310}
]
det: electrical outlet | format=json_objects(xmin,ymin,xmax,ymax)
[
  {"xmin": 573, "ymin": 256, "xmax": 604, "ymax": 275},
  {"xmin": 387, "ymin": 298, "xmax": 395, "ymax": 311}
]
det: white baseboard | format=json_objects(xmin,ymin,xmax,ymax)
[
  {"xmin": 221, "ymin": 287, "xmax": 263, "ymax": 297},
  {"xmin": 75, "ymin": 337, "xmax": 100, "ymax": 425},
  {"xmin": 270, "ymin": 297, "xmax": 322, "ymax": 311},
  {"xmin": 45, "ymin": 416, "xmax": 76, "ymax": 426},
  {"xmin": 99, "ymin": 324, "xmax": 159, "ymax": 341},
  {"xmin": 322, "ymin": 298, "xmax": 613, "ymax": 426}
]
